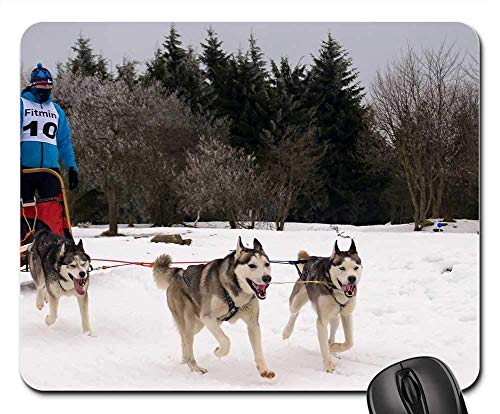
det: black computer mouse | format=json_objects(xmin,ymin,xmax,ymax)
[{"xmin": 367, "ymin": 356, "xmax": 468, "ymax": 414}]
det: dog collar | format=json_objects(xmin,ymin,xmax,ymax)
[
  {"xmin": 57, "ymin": 278, "xmax": 70, "ymax": 292},
  {"xmin": 324, "ymin": 275, "xmax": 356, "ymax": 311},
  {"xmin": 57, "ymin": 274, "xmax": 76, "ymax": 292},
  {"xmin": 327, "ymin": 284, "xmax": 351, "ymax": 309}
]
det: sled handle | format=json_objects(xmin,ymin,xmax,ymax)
[{"xmin": 21, "ymin": 168, "xmax": 73, "ymax": 235}]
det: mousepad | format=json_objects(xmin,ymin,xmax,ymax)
[{"xmin": 19, "ymin": 22, "xmax": 480, "ymax": 391}]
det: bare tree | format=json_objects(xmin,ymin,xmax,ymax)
[
  {"xmin": 442, "ymin": 76, "xmax": 479, "ymax": 217},
  {"xmin": 122, "ymin": 93, "xmax": 229, "ymax": 226},
  {"xmin": 463, "ymin": 53, "xmax": 480, "ymax": 84},
  {"xmin": 370, "ymin": 44, "xmax": 478, "ymax": 230},
  {"xmin": 177, "ymin": 137, "xmax": 271, "ymax": 228},
  {"xmin": 69, "ymin": 78, "xmax": 147, "ymax": 234}
]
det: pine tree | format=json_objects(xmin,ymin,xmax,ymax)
[
  {"xmin": 268, "ymin": 57, "xmax": 313, "ymax": 130},
  {"xmin": 144, "ymin": 24, "xmax": 205, "ymax": 114},
  {"xmin": 66, "ymin": 36, "xmax": 96, "ymax": 76},
  {"xmin": 95, "ymin": 55, "xmax": 111, "ymax": 81},
  {"xmin": 58, "ymin": 35, "xmax": 110, "ymax": 80},
  {"xmin": 261, "ymin": 57, "xmax": 327, "ymax": 222},
  {"xmin": 200, "ymin": 27, "xmax": 231, "ymax": 118},
  {"xmin": 180, "ymin": 46, "xmax": 206, "ymax": 113},
  {"xmin": 142, "ymin": 48, "xmax": 167, "ymax": 86},
  {"xmin": 162, "ymin": 24, "xmax": 188, "ymax": 92},
  {"xmin": 201, "ymin": 27, "xmax": 229, "ymax": 84},
  {"xmin": 225, "ymin": 34, "xmax": 272, "ymax": 152},
  {"xmin": 247, "ymin": 33, "xmax": 268, "ymax": 84},
  {"xmin": 116, "ymin": 57, "xmax": 139, "ymax": 89},
  {"xmin": 306, "ymin": 33, "xmax": 367, "ymax": 223}
]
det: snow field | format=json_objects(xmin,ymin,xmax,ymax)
[{"xmin": 19, "ymin": 221, "xmax": 480, "ymax": 390}]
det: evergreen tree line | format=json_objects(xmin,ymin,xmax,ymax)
[{"xmin": 33, "ymin": 25, "xmax": 478, "ymax": 232}]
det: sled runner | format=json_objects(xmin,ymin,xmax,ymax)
[{"xmin": 20, "ymin": 168, "xmax": 73, "ymax": 269}]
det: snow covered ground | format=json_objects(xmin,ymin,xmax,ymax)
[{"xmin": 19, "ymin": 220, "xmax": 480, "ymax": 391}]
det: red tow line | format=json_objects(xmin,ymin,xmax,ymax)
[{"xmin": 91, "ymin": 258, "xmax": 209, "ymax": 270}]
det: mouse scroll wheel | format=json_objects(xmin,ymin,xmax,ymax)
[{"xmin": 402, "ymin": 376, "xmax": 421, "ymax": 405}]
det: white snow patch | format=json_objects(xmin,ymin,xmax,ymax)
[{"xmin": 20, "ymin": 221, "xmax": 480, "ymax": 390}]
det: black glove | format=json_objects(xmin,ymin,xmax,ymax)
[{"xmin": 68, "ymin": 167, "xmax": 79, "ymax": 190}]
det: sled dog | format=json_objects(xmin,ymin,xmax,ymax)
[
  {"xmin": 282, "ymin": 239, "xmax": 362, "ymax": 373},
  {"xmin": 153, "ymin": 237, "xmax": 275, "ymax": 378},
  {"xmin": 28, "ymin": 230, "xmax": 92, "ymax": 335}
]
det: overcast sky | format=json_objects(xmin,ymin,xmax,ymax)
[{"xmin": 21, "ymin": 22, "xmax": 479, "ymax": 93}]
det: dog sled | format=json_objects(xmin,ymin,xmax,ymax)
[{"xmin": 20, "ymin": 168, "xmax": 73, "ymax": 270}]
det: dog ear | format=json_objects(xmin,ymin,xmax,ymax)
[
  {"xmin": 77, "ymin": 239, "xmax": 84, "ymax": 250},
  {"xmin": 331, "ymin": 240, "xmax": 340, "ymax": 257},
  {"xmin": 253, "ymin": 238, "xmax": 263, "ymax": 252},
  {"xmin": 236, "ymin": 236, "xmax": 244, "ymax": 256},
  {"xmin": 348, "ymin": 239, "xmax": 357, "ymax": 254},
  {"xmin": 58, "ymin": 242, "xmax": 66, "ymax": 257}
]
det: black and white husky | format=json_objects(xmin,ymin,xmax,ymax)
[
  {"xmin": 282, "ymin": 239, "xmax": 363, "ymax": 373},
  {"xmin": 153, "ymin": 237, "xmax": 275, "ymax": 378},
  {"xmin": 28, "ymin": 230, "xmax": 92, "ymax": 335}
]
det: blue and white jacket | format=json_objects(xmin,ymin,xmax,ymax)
[{"xmin": 20, "ymin": 89, "xmax": 78, "ymax": 171}]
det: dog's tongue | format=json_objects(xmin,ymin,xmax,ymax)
[
  {"xmin": 73, "ymin": 278, "xmax": 86, "ymax": 296},
  {"xmin": 342, "ymin": 284, "xmax": 357, "ymax": 296},
  {"xmin": 256, "ymin": 284, "xmax": 268, "ymax": 295}
]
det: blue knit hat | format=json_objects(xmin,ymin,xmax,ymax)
[{"xmin": 30, "ymin": 63, "xmax": 53, "ymax": 85}]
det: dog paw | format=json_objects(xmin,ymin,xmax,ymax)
[
  {"xmin": 189, "ymin": 364, "xmax": 208, "ymax": 374},
  {"xmin": 214, "ymin": 345, "xmax": 230, "ymax": 358},
  {"xmin": 83, "ymin": 329, "xmax": 95, "ymax": 337},
  {"xmin": 45, "ymin": 315, "xmax": 56, "ymax": 326},
  {"xmin": 324, "ymin": 360, "xmax": 336, "ymax": 373},
  {"xmin": 329, "ymin": 342, "xmax": 352, "ymax": 353},
  {"xmin": 282, "ymin": 328, "xmax": 292, "ymax": 340},
  {"xmin": 36, "ymin": 301, "xmax": 44, "ymax": 311},
  {"xmin": 214, "ymin": 338, "xmax": 230, "ymax": 357},
  {"xmin": 259, "ymin": 369, "xmax": 276, "ymax": 379}
]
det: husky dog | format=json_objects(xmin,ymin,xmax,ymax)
[
  {"xmin": 28, "ymin": 230, "xmax": 92, "ymax": 335},
  {"xmin": 282, "ymin": 240, "xmax": 362, "ymax": 373},
  {"xmin": 153, "ymin": 237, "xmax": 275, "ymax": 378}
]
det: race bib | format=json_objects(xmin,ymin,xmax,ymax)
[{"xmin": 21, "ymin": 97, "xmax": 59, "ymax": 146}]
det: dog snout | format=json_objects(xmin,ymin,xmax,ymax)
[
  {"xmin": 79, "ymin": 271, "xmax": 86, "ymax": 278},
  {"xmin": 347, "ymin": 276, "xmax": 357, "ymax": 284},
  {"xmin": 262, "ymin": 275, "xmax": 272, "ymax": 284}
]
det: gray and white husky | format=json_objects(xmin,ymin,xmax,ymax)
[
  {"xmin": 153, "ymin": 236, "xmax": 275, "ymax": 378},
  {"xmin": 282, "ymin": 239, "xmax": 363, "ymax": 373},
  {"xmin": 28, "ymin": 230, "xmax": 92, "ymax": 335}
]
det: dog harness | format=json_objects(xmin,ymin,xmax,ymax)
[
  {"xmin": 294, "ymin": 262, "xmax": 352, "ymax": 311},
  {"xmin": 218, "ymin": 289, "xmax": 239, "ymax": 322},
  {"xmin": 177, "ymin": 268, "xmax": 238, "ymax": 322},
  {"xmin": 325, "ymin": 282, "xmax": 351, "ymax": 311},
  {"xmin": 181, "ymin": 270, "xmax": 191, "ymax": 287}
]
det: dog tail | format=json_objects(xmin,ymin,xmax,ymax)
[
  {"xmin": 298, "ymin": 250, "xmax": 309, "ymax": 260},
  {"xmin": 153, "ymin": 254, "xmax": 175, "ymax": 290},
  {"xmin": 297, "ymin": 250, "xmax": 310, "ymax": 273}
]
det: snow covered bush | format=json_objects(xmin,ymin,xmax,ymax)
[
  {"xmin": 177, "ymin": 137, "xmax": 272, "ymax": 228},
  {"xmin": 55, "ymin": 75, "xmax": 224, "ymax": 231}
]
